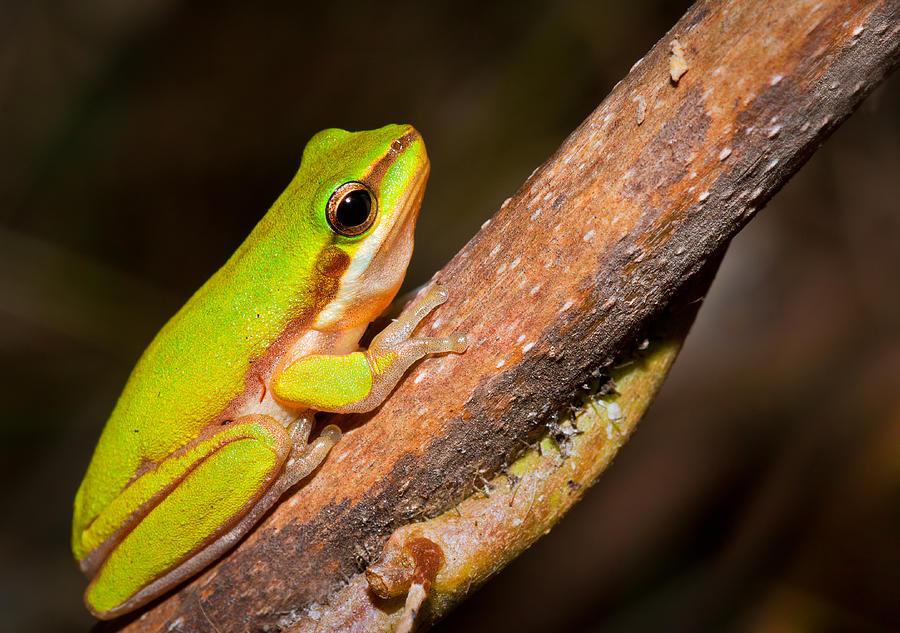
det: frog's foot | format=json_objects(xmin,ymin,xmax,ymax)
[
  {"xmin": 370, "ymin": 283, "xmax": 466, "ymax": 351},
  {"xmin": 278, "ymin": 423, "xmax": 342, "ymax": 492},
  {"xmin": 354, "ymin": 284, "xmax": 467, "ymax": 412},
  {"xmin": 366, "ymin": 535, "xmax": 445, "ymax": 633}
]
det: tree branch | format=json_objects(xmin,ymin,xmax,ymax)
[{"xmin": 106, "ymin": 0, "xmax": 900, "ymax": 631}]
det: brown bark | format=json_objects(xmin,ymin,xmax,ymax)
[{"xmin": 105, "ymin": 0, "xmax": 900, "ymax": 631}]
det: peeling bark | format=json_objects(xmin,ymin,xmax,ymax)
[{"xmin": 104, "ymin": 1, "xmax": 900, "ymax": 631}]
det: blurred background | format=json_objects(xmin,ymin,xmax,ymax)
[{"xmin": 1, "ymin": 1, "xmax": 898, "ymax": 632}]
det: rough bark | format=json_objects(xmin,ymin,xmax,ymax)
[{"xmin": 103, "ymin": 0, "xmax": 900, "ymax": 631}]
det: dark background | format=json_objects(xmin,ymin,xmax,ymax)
[{"xmin": 1, "ymin": 2, "xmax": 898, "ymax": 632}]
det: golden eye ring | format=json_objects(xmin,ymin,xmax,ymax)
[{"xmin": 326, "ymin": 181, "xmax": 377, "ymax": 237}]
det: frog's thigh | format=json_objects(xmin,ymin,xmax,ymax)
[{"xmin": 85, "ymin": 416, "xmax": 290, "ymax": 616}]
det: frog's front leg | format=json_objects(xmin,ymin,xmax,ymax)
[
  {"xmin": 272, "ymin": 285, "xmax": 468, "ymax": 413},
  {"xmin": 80, "ymin": 413, "xmax": 339, "ymax": 620}
]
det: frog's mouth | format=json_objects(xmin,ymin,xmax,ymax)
[{"xmin": 378, "ymin": 155, "xmax": 428, "ymax": 258}]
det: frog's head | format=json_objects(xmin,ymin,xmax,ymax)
[{"xmin": 277, "ymin": 124, "xmax": 430, "ymax": 331}]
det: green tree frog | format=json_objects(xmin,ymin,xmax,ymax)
[{"xmin": 71, "ymin": 124, "xmax": 467, "ymax": 620}]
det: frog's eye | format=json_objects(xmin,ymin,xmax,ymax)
[{"xmin": 326, "ymin": 182, "xmax": 377, "ymax": 237}]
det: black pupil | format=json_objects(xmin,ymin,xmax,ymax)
[{"xmin": 336, "ymin": 190, "xmax": 372, "ymax": 228}]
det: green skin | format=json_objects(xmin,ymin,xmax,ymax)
[{"xmin": 71, "ymin": 124, "xmax": 467, "ymax": 619}]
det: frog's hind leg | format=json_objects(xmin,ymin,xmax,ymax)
[{"xmin": 83, "ymin": 414, "xmax": 339, "ymax": 620}]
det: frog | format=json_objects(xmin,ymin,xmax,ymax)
[{"xmin": 71, "ymin": 124, "xmax": 467, "ymax": 619}]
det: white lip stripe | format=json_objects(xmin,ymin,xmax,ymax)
[{"xmin": 312, "ymin": 168, "xmax": 425, "ymax": 330}]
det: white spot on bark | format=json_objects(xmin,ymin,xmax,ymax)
[
  {"xmin": 561, "ymin": 299, "xmax": 574, "ymax": 311},
  {"xmin": 510, "ymin": 257, "xmax": 521, "ymax": 270},
  {"xmin": 698, "ymin": 190, "xmax": 710, "ymax": 202},
  {"xmin": 606, "ymin": 402, "xmax": 623, "ymax": 421},
  {"xmin": 718, "ymin": 147, "xmax": 732, "ymax": 160},
  {"xmin": 529, "ymin": 284, "xmax": 542, "ymax": 296},
  {"xmin": 767, "ymin": 125, "xmax": 782, "ymax": 138},
  {"xmin": 583, "ymin": 229, "xmax": 595, "ymax": 242},
  {"xmin": 496, "ymin": 359, "xmax": 506, "ymax": 369},
  {"xmin": 770, "ymin": 74, "xmax": 783, "ymax": 85},
  {"xmin": 522, "ymin": 342, "xmax": 535, "ymax": 353},
  {"xmin": 670, "ymin": 39, "xmax": 689, "ymax": 83}
]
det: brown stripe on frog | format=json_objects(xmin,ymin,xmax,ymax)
[
  {"xmin": 207, "ymin": 245, "xmax": 351, "ymax": 428},
  {"xmin": 360, "ymin": 128, "xmax": 420, "ymax": 196},
  {"xmin": 314, "ymin": 245, "xmax": 352, "ymax": 280}
]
